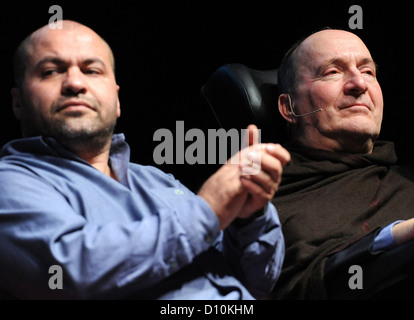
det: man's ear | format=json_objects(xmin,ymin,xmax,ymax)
[
  {"xmin": 116, "ymin": 85, "xmax": 121, "ymax": 118},
  {"xmin": 11, "ymin": 87, "xmax": 22, "ymax": 120},
  {"xmin": 278, "ymin": 93, "xmax": 295, "ymax": 124}
]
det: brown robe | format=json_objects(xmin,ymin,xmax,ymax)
[{"xmin": 270, "ymin": 141, "xmax": 414, "ymax": 299}]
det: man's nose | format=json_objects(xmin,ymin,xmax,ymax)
[
  {"xmin": 61, "ymin": 67, "xmax": 87, "ymax": 96},
  {"xmin": 343, "ymin": 70, "xmax": 368, "ymax": 96}
]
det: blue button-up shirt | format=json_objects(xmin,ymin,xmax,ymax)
[{"xmin": 0, "ymin": 134, "xmax": 284, "ymax": 299}]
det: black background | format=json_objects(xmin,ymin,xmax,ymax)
[{"xmin": 1, "ymin": 0, "xmax": 412, "ymax": 191}]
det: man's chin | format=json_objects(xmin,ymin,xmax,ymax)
[{"xmin": 47, "ymin": 123, "xmax": 116, "ymax": 153}]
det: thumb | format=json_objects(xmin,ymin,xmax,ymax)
[{"xmin": 242, "ymin": 124, "xmax": 260, "ymax": 149}]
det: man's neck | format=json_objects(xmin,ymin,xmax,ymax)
[
  {"xmin": 82, "ymin": 150, "xmax": 115, "ymax": 179},
  {"xmin": 294, "ymin": 133, "xmax": 375, "ymax": 155},
  {"xmin": 62, "ymin": 138, "xmax": 117, "ymax": 180}
]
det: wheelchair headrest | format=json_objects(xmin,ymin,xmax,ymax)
[{"xmin": 201, "ymin": 63, "xmax": 286, "ymax": 142}]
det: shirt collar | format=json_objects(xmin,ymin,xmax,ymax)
[
  {"xmin": 108, "ymin": 134, "xmax": 131, "ymax": 186},
  {"xmin": 47, "ymin": 133, "xmax": 132, "ymax": 186},
  {"xmin": 1, "ymin": 133, "xmax": 132, "ymax": 187}
]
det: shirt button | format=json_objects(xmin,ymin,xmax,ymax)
[
  {"xmin": 174, "ymin": 189, "xmax": 184, "ymax": 195},
  {"xmin": 169, "ymin": 260, "xmax": 178, "ymax": 271},
  {"xmin": 204, "ymin": 234, "xmax": 213, "ymax": 244}
]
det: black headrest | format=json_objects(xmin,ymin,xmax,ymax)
[{"xmin": 201, "ymin": 63, "xmax": 286, "ymax": 142}]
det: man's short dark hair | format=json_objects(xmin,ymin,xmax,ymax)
[
  {"xmin": 277, "ymin": 27, "xmax": 333, "ymax": 95},
  {"xmin": 13, "ymin": 34, "xmax": 32, "ymax": 88}
]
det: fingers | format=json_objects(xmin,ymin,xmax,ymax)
[
  {"xmin": 240, "ymin": 174, "xmax": 277, "ymax": 201},
  {"xmin": 239, "ymin": 143, "xmax": 290, "ymax": 176},
  {"xmin": 264, "ymin": 143, "xmax": 291, "ymax": 167},
  {"xmin": 242, "ymin": 124, "xmax": 260, "ymax": 148},
  {"xmin": 240, "ymin": 153, "xmax": 282, "ymax": 197},
  {"xmin": 197, "ymin": 159, "xmax": 249, "ymax": 230},
  {"xmin": 242, "ymin": 124, "xmax": 290, "ymax": 166},
  {"xmin": 199, "ymin": 124, "xmax": 291, "ymax": 227},
  {"xmin": 248, "ymin": 124, "xmax": 260, "ymax": 147},
  {"xmin": 392, "ymin": 218, "xmax": 414, "ymax": 246},
  {"xmin": 239, "ymin": 142, "xmax": 290, "ymax": 202}
]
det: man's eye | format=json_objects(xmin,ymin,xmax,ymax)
[
  {"xmin": 361, "ymin": 68, "xmax": 376, "ymax": 77},
  {"xmin": 42, "ymin": 69, "xmax": 58, "ymax": 77},
  {"xmin": 323, "ymin": 69, "xmax": 339, "ymax": 76},
  {"xmin": 84, "ymin": 68, "xmax": 102, "ymax": 75}
]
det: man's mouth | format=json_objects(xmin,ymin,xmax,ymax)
[
  {"xmin": 340, "ymin": 103, "xmax": 371, "ymax": 112},
  {"xmin": 57, "ymin": 100, "xmax": 95, "ymax": 112}
]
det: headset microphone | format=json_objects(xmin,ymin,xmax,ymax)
[{"xmin": 287, "ymin": 94, "xmax": 323, "ymax": 117}]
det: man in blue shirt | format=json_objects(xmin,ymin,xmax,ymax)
[{"xmin": 0, "ymin": 20, "xmax": 290, "ymax": 299}]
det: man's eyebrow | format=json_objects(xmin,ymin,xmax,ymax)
[
  {"xmin": 82, "ymin": 58, "xmax": 107, "ymax": 68},
  {"xmin": 34, "ymin": 56, "xmax": 107, "ymax": 69},
  {"xmin": 358, "ymin": 57, "xmax": 378, "ymax": 69},
  {"xmin": 34, "ymin": 56, "xmax": 67, "ymax": 69}
]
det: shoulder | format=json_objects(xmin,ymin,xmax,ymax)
[{"xmin": 392, "ymin": 162, "xmax": 414, "ymax": 183}]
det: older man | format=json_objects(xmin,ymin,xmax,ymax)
[
  {"xmin": 0, "ymin": 20, "xmax": 290, "ymax": 299},
  {"xmin": 271, "ymin": 29, "xmax": 414, "ymax": 299}
]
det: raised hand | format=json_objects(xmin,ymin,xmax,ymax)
[{"xmin": 198, "ymin": 125, "xmax": 290, "ymax": 230}]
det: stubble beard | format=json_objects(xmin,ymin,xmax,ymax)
[{"xmin": 46, "ymin": 114, "xmax": 117, "ymax": 154}]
